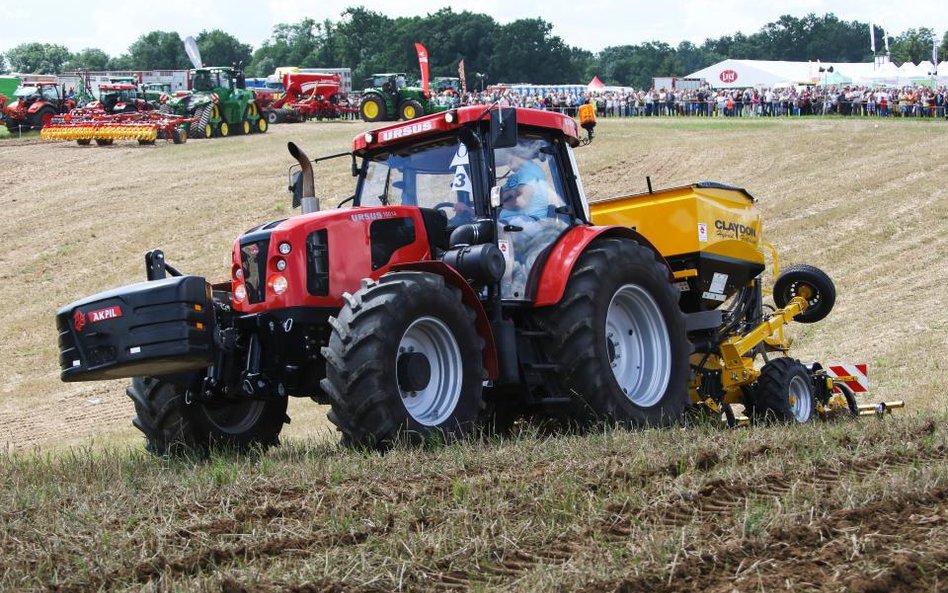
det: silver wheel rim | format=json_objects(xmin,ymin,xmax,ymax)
[
  {"xmin": 605, "ymin": 283, "xmax": 671, "ymax": 407},
  {"xmin": 788, "ymin": 375, "xmax": 812, "ymax": 422},
  {"xmin": 397, "ymin": 316, "xmax": 462, "ymax": 426}
]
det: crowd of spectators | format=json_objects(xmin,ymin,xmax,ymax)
[
  {"xmin": 330, "ymin": 83, "xmax": 948, "ymax": 120},
  {"xmin": 441, "ymin": 85, "xmax": 948, "ymax": 119}
]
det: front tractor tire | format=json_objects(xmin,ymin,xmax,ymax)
[
  {"xmin": 747, "ymin": 357, "xmax": 815, "ymax": 423},
  {"xmin": 400, "ymin": 99, "xmax": 423, "ymax": 120},
  {"xmin": 321, "ymin": 272, "xmax": 487, "ymax": 449},
  {"xmin": 189, "ymin": 105, "xmax": 213, "ymax": 139},
  {"xmin": 539, "ymin": 238, "xmax": 690, "ymax": 427},
  {"xmin": 360, "ymin": 95, "xmax": 385, "ymax": 122},
  {"xmin": 127, "ymin": 376, "xmax": 288, "ymax": 457}
]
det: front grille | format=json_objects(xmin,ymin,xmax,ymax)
[
  {"xmin": 307, "ymin": 230, "xmax": 329, "ymax": 296},
  {"xmin": 240, "ymin": 238, "xmax": 270, "ymax": 304}
]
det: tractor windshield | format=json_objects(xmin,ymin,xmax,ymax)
[
  {"xmin": 192, "ymin": 71, "xmax": 214, "ymax": 92},
  {"xmin": 14, "ymin": 86, "xmax": 39, "ymax": 98},
  {"xmin": 358, "ymin": 138, "xmax": 474, "ymax": 224}
]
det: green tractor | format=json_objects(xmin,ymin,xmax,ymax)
[
  {"xmin": 359, "ymin": 73, "xmax": 447, "ymax": 122},
  {"xmin": 161, "ymin": 37, "xmax": 267, "ymax": 139},
  {"xmin": 162, "ymin": 67, "xmax": 267, "ymax": 139}
]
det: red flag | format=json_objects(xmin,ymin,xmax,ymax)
[
  {"xmin": 459, "ymin": 59, "xmax": 467, "ymax": 94},
  {"xmin": 414, "ymin": 42, "xmax": 430, "ymax": 97}
]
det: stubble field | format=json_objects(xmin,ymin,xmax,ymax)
[{"xmin": 0, "ymin": 116, "xmax": 945, "ymax": 592}]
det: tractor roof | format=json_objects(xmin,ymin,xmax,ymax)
[
  {"xmin": 99, "ymin": 83, "xmax": 137, "ymax": 91},
  {"xmin": 353, "ymin": 106, "xmax": 582, "ymax": 154}
]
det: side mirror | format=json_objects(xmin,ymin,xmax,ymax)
[
  {"xmin": 290, "ymin": 171, "xmax": 303, "ymax": 209},
  {"xmin": 490, "ymin": 107, "xmax": 517, "ymax": 149}
]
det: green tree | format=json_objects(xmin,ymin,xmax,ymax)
[
  {"xmin": 126, "ymin": 31, "xmax": 190, "ymax": 69},
  {"xmin": 334, "ymin": 8, "xmax": 396, "ymax": 83},
  {"xmin": 196, "ymin": 30, "xmax": 252, "ymax": 67},
  {"xmin": 891, "ymin": 28, "xmax": 935, "ymax": 64},
  {"xmin": 66, "ymin": 48, "xmax": 111, "ymax": 71},
  {"xmin": 489, "ymin": 18, "xmax": 582, "ymax": 83},
  {"xmin": 5, "ymin": 42, "xmax": 72, "ymax": 74},
  {"xmin": 0, "ymin": 53, "xmax": 7, "ymax": 74}
]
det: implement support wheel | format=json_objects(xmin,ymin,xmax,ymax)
[
  {"xmin": 748, "ymin": 357, "xmax": 815, "ymax": 423},
  {"xmin": 773, "ymin": 264, "xmax": 836, "ymax": 324}
]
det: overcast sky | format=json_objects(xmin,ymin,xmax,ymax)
[{"xmin": 2, "ymin": 0, "xmax": 945, "ymax": 57}]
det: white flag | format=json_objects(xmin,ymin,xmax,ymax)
[
  {"xmin": 884, "ymin": 29, "xmax": 890, "ymax": 53},
  {"xmin": 870, "ymin": 23, "xmax": 876, "ymax": 53},
  {"xmin": 934, "ymin": 38, "xmax": 939, "ymax": 65}
]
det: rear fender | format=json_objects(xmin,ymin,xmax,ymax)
[
  {"xmin": 390, "ymin": 260, "xmax": 498, "ymax": 380},
  {"xmin": 27, "ymin": 101, "xmax": 49, "ymax": 115},
  {"xmin": 533, "ymin": 225, "xmax": 671, "ymax": 307}
]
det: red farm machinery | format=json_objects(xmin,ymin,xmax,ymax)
[
  {"xmin": 262, "ymin": 71, "xmax": 355, "ymax": 124},
  {"xmin": 55, "ymin": 104, "xmax": 901, "ymax": 455}
]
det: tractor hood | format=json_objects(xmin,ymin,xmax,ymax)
[{"xmin": 231, "ymin": 206, "xmax": 434, "ymax": 313}]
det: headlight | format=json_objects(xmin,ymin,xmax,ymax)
[
  {"xmin": 270, "ymin": 275, "xmax": 288, "ymax": 295},
  {"xmin": 234, "ymin": 284, "xmax": 247, "ymax": 302},
  {"xmin": 278, "ymin": 241, "xmax": 292, "ymax": 255},
  {"xmin": 363, "ymin": 132, "xmax": 374, "ymax": 144},
  {"xmin": 275, "ymin": 257, "xmax": 287, "ymax": 271}
]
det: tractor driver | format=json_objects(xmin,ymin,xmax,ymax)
[{"xmin": 497, "ymin": 145, "xmax": 549, "ymax": 224}]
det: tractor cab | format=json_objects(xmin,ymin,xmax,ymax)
[
  {"xmin": 365, "ymin": 73, "xmax": 408, "ymax": 93},
  {"xmin": 336, "ymin": 106, "xmax": 589, "ymax": 300},
  {"xmin": 191, "ymin": 68, "xmax": 236, "ymax": 94},
  {"xmin": 13, "ymin": 83, "xmax": 60, "ymax": 103},
  {"xmin": 96, "ymin": 83, "xmax": 143, "ymax": 113}
]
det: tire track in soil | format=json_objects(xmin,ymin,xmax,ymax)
[
  {"xmin": 584, "ymin": 486, "xmax": 948, "ymax": 593},
  {"xmin": 419, "ymin": 446, "xmax": 948, "ymax": 592},
  {"xmin": 51, "ymin": 514, "xmax": 396, "ymax": 593}
]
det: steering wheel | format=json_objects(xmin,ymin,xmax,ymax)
[{"xmin": 433, "ymin": 201, "xmax": 455, "ymax": 213}]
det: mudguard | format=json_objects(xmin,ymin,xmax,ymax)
[
  {"xmin": 533, "ymin": 225, "xmax": 670, "ymax": 307},
  {"xmin": 390, "ymin": 260, "xmax": 498, "ymax": 380},
  {"xmin": 27, "ymin": 101, "xmax": 49, "ymax": 115}
]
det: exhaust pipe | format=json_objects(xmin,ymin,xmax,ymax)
[{"xmin": 287, "ymin": 141, "xmax": 318, "ymax": 213}]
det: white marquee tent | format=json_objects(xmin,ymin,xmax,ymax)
[{"xmin": 685, "ymin": 58, "xmax": 948, "ymax": 89}]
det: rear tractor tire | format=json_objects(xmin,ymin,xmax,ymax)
[
  {"xmin": 772, "ymin": 264, "xmax": 835, "ymax": 324},
  {"xmin": 538, "ymin": 237, "xmax": 690, "ymax": 427},
  {"xmin": 321, "ymin": 272, "xmax": 488, "ymax": 449},
  {"xmin": 127, "ymin": 376, "xmax": 288, "ymax": 457},
  {"xmin": 31, "ymin": 106, "xmax": 55, "ymax": 130},
  {"xmin": 747, "ymin": 357, "xmax": 815, "ymax": 423}
]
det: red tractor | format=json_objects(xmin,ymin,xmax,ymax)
[
  {"xmin": 2, "ymin": 82, "xmax": 75, "ymax": 132},
  {"xmin": 263, "ymin": 71, "xmax": 352, "ymax": 123},
  {"xmin": 86, "ymin": 83, "xmax": 156, "ymax": 114},
  {"xmin": 57, "ymin": 104, "xmax": 846, "ymax": 455}
]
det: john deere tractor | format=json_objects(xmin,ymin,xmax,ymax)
[
  {"xmin": 359, "ymin": 73, "xmax": 446, "ymax": 122},
  {"xmin": 163, "ymin": 66, "xmax": 267, "ymax": 139}
]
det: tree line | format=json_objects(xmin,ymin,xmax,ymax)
[{"xmin": 2, "ymin": 8, "xmax": 947, "ymax": 89}]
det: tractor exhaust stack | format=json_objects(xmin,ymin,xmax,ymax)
[{"xmin": 288, "ymin": 142, "xmax": 318, "ymax": 213}]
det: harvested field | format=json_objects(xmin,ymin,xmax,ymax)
[{"xmin": 0, "ymin": 117, "xmax": 946, "ymax": 591}]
